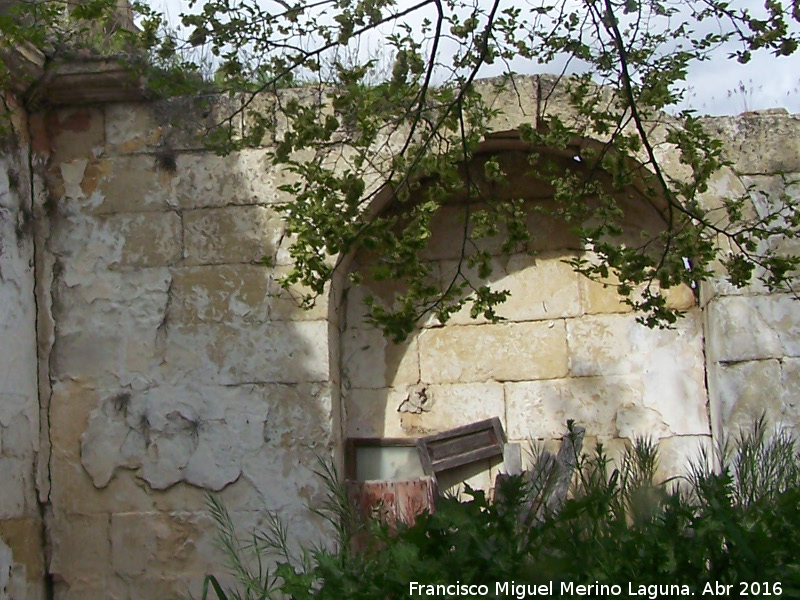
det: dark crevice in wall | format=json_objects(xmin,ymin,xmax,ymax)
[{"xmin": 26, "ymin": 109, "xmax": 55, "ymax": 600}]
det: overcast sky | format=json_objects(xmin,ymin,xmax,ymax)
[
  {"xmin": 152, "ymin": 0, "xmax": 800, "ymax": 116},
  {"xmin": 679, "ymin": 50, "xmax": 800, "ymax": 115}
]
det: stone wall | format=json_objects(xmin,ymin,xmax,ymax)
[
  {"xmin": 700, "ymin": 111, "xmax": 800, "ymax": 438},
  {"xmin": 0, "ymin": 100, "xmax": 46, "ymax": 600},
  {"xmin": 33, "ymin": 101, "xmax": 339, "ymax": 600},
  {"xmin": 0, "ymin": 75, "xmax": 797, "ymax": 599}
]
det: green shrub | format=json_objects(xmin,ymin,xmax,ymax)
[{"xmin": 202, "ymin": 418, "xmax": 800, "ymax": 600}]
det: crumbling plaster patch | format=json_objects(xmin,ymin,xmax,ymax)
[{"xmin": 80, "ymin": 381, "xmax": 335, "ymax": 491}]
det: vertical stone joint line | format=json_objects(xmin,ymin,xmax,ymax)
[{"xmin": 26, "ymin": 110, "xmax": 55, "ymax": 600}]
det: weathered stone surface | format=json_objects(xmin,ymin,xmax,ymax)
[
  {"xmin": 398, "ymin": 382, "xmax": 506, "ymax": 436},
  {"xmin": 579, "ymin": 274, "xmax": 633, "ymax": 315},
  {"xmin": 441, "ymin": 253, "xmax": 582, "ymax": 325},
  {"xmin": 46, "ymin": 107, "xmax": 105, "ymax": 164},
  {"xmin": 110, "ymin": 512, "xmax": 214, "ymax": 578},
  {"xmin": 0, "ymin": 459, "xmax": 32, "ymax": 519},
  {"xmin": 710, "ymin": 357, "xmax": 800, "ymax": 435},
  {"xmin": 567, "ymin": 314, "xmax": 640, "ymax": 376},
  {"xmin": 105, "ymin": 102, "xmax": 164, "ymax": 154},
  {"xmin": 707, "ymin": 294, "xmax": 800, "ymax": 363},
  {"xmin": 49, "ymin": 272, "xmax": 171, "ymax": 386},
  {"xmin": 0, "ymin": 155, "xmax": 39, "ymax": 504},
  {"xmin": 56, "ymin": 155, "xmax": 177, "ymax": 214},
  {"xmin": 266, "ymin": 269, "xmax": 329, "ymax": 321},
  {"xmin": 710, "ymin": 359, "xmax": 783, "ymax": 434},
  {"xmin": 0, "ymin": 536, "xmax": 17, "ymax": 600},
  {"xmin": 51, "ymin": 458, "xmax": 155, "ymax": 515},
  {"xmin": 80, "ymin": 384, "xmax": 257, "ymax": 489},
  {"xmin": 0, "ymin": 518, "xmax": 44, "ymax": 581},
  {"xmin": 94, "ymin": 155, "xmax": 177, "ymax": 213},
  {"xmin": 105, "ymin": 96, "xmax": 243, "ymax": 153},
  {"xmin": 695, "ymin": 166, "xmax": 750, "ymax": 217},
  {"xmin": 473, "ymin": 76, "xmax": 540, "ymax": 133},
  {"xmin": 655, "ymin": 435, "xmax": 712, "ymax": 483},
  {"xmin": 346, "ymin": 382, "xmax": 505, "ymax": 438},
  {"xmin": 49, "ymin": 513, "xmax": 110, "ymax": 585},
  {"xmin": 341, "ymin": 328, "xmax": 419, "ymax": 389},
  {"xmin": 779, "ymin": 357, "xmax": 800, "ymax": 429},
  {"xmin": 183, "ymin": 205, "xmax": 284, "ymax": 265},
  {"xmin": 169, "ymin": 264, "xmax": 272, "ymax": 324},
  {"xmin": 344, "ymin": 388, "xmax": 402, "ymax": 438},
  {"xmin": 241, "ymin": 444, "xmax": 334, "ymax": 509},
  {"xmin": 419, "ymin": 320, "xmax": 568, "ymax": 383},
  {"xmin": 664, "ymin": 284, "xmax": 697, "ymax": 310},
  {"xmin": 48, "ymin": 381, "xmax": 101, "ymax": 458},
  {"xmin": 111, "ymin": 212, "xmax": 183, "ymax": 268},
  {"xmin": 55, "ymin": 582, "xmax": 125, "ymax": 600},
  {"xmin": 567, "ymin": 312, "xmax": 703, "ymax": 377},
  {"xmin": 0, "ymin": 401, "xmax": 36, "ymax": 458},
  {"xmin": 80, "ymin": 381, "xmax": 334, "ymax": 490},
  {"xmin": 50, "ymin": 211, "xmax": 182, "ymax": 270},
  {"xmin": 702, "ymin": 111, "xmax": 800, "ymax": 174},
  {"xmin": 164, "ymin": 320, "xmax": 330, "ymax": 385},
  {"xmin": 174, "ymin": 150, "xmax": 294, "ymax": 209},
  {"xmin": 505, "ymin": 376, "xmax": 643, "ymax": 440}
]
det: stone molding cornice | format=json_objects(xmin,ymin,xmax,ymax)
[{"xmin": 2, "ymin": 43, "xmax": 146, "ymax": 107}]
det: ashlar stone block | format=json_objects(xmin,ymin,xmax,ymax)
[
  {"xmin": 567, "ymin": 314, "xmax": 639, "ymax": 377},
  {"xmin": 51, "ymin": 211, "xmax": 184, "ymax": 270},
  {"xmin": 164, "ymin": 320, "xmax": 331, "ymax": 385},
  {"xmin": 344, "ymin": 387, "xmax": 403, "ymax": 438},
  {"xmin": 419, "ymin": 320, "xmax": 568, "ymax": 384},
  {"xmin": 169, "ymin": 265, "xmax": 272, "ymax": 324},
  {"xmin": 654, "ymin": 435, "xmax": 712, "ymax": 483},
  {"xmin": 50, "ymin": 459, "xmax": 156, "ymax": 515},
  {"xmin": 174, "ymin": 149, "xmax": 290, "ymax": 209},
  {"xmin": 567, "ymin": 312, "xmax": 704, "ymax": 386},
  {"xmin": 340, "ymin": 327, "xmax": 419, "ymax": 389},
  {"xmin": 183, "ymin": 206, "xmax": 284, "ymax": 265},
  {"xmin": 0, "ymin": 518, "xmax": 44, "ymax": 581},
  {"xmin": 702, "ymin": 111, "xmax": 800, "ymax": 174},
  {"xmin": 49, "ymin": 276, "xmax": 170, "ymax": 386},
  {"xmin": 707, "ymin": 294, "xmax": 800, "ymax": 363},
  {"xmin": 506, "ymin": 376, "xmax": 644, "ymax": 440},
  {"xmin": 49, "ymin": 513, "xmax": 110, "ymax": 586},
  {"xmin": 46, "ymin": 107, "xmax": 104, "ymax": 164},
  {"xmin": 105, "ymin": 103, "xmax": 163, "ymax": 154},
  {"xmin": 397, "ymin": 382, "xmax": 506, "ymax": 436},
  {"xmin": 0, "ymin": 459, "xmax": 28, "ymax": 519},
  {"xmin": 441, "ymin": 252, "xmax": 582, "ymax": 325},
  {"xmin": 93, "ymin": 155, "xmax": 177, "ymax": 213},
  {"xmin": 710, "ymin": 359, "xmax": 783, "ymax": 435},
  {"xmin": 110, "ymin": 512, "xmax": 214, "ymax": 578}
]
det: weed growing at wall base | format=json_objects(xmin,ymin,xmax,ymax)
[{"xmin": 200, "ymin": 417, "xmax": 800, "ymax": 600}]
